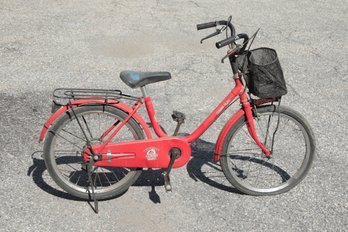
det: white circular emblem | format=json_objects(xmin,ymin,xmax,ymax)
[{"xmin": 146, "ymin": 148, "xmax": 158, "ymax": 160}]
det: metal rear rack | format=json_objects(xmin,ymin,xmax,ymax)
[{"xmin": 53, "ymin": 88, "xmax": 141, "ymax": 102}]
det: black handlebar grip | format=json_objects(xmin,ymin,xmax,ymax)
[
  {"xmin": 197, "ymin": 22, "xmax": 216, "ymax": 30},
  {"xmin": 216, "ymin": 36, "xmax": 236, "ymax": 49}
]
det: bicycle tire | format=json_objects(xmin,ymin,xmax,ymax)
[
  {"xmin": 220, "ymin": 105, "xmax": 315, "ymax": 195},
  {"xmin": 43, "ymin": 105, "xmax": 145, "ymax": 200}
]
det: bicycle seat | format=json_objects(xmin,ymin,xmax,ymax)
[{"xmin": 120, "ymin": 71, "xmax": 171, "ymax": 88}]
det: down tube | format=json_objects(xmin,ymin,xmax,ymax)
[{"xmin": 184, "ymin": 81, "xmax": 243, "ymax": 143}]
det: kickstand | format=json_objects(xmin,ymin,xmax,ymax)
[{"xmin": 86, "ymin": 159, "xmax": 99, "ymax": 214}]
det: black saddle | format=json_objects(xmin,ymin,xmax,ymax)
[{"xmin": 120, "ymin": 71, "xmax": 171, "ymax": 88}]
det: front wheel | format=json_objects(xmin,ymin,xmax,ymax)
[
  {"xmin": 220, "ymin": 105, "xmax": 315, "ymax": 195},
  {"xmin": 43, "ymin": 105, "xmax": 145, "ymax": 200}
]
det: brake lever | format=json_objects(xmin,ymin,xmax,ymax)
[
  {"xmin": 200, "ymin": 30, "xmax": 221, "ymax": 44},
  {"xmin": 221, "ymin": 44, "xmax": 242, "ymax": 63}
]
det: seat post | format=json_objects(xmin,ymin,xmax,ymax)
[{"xmin": 140, "ymin": 86, "xmax": 148, "ymax": 97}]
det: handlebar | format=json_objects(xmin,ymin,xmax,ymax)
[
  {"xmin": 197, "ymin": 19, "xmax": 249, "ymax": 54},
  {"xmin": 197, "ymin": 18, "xmax": 251, "ymax": 75},
  {"xmin": 196, "ymin": 20, "xmax": 236, "ymax": 37}
]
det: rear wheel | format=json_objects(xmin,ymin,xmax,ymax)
[
  {"xmin": 44, "ymin": 105, "xmax": 145, "ymax": 200},
  {"xmin": 220, "ymin": 105, "xmax": 315, "ymax": 195}
]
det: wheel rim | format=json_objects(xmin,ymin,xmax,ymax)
[
  {"xmin": 225, "ymin": 110, "xmax": 311, "ymax": 193},
  {"xmin": 48, "ymin": 108, "xmax": 141, "ymax": 195}
]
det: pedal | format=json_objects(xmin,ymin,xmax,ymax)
[
  {"xmin": 172, "ymin": 111, "xmax": 186, "ymax": 123},
  {"xmin": 172, "ymin": 111, "xmax": 186, "ymax": 136}
]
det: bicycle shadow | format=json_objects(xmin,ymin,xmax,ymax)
[
  {"xmin": 27, "ymin": 151, "xmax": 83, "ymax": 201},
  {"xmin": 186, "ymin": 138, "xmax": 240, "ymax": 193},
  {"xmin": 28, "ymin": 137, "xmax": 238, "ymax": 204}
]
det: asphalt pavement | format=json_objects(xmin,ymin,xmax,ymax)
[{"xmin": 0, "ymin": 0, "xmax": 347, "ymax": 231}]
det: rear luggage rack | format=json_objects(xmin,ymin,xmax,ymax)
[
  {"xmin": 53, "ymin": 88, "xmax": 140, "ymax": 102},
  {"xmin": 51, "ymin": 88, "xmax": 141, "ymax": 113}
]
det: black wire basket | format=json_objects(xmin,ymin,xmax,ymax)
[{"xmin": 237, "ymin": 47, "xmax": 287, "ymax": 99}]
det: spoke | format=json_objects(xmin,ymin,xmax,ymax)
[
  {"xmin": 102, "ymin": 170, "xmax": 112, "ymax": 186},
  {"xmin": 228, "ymin": 159, "xmax": 238, "ymax": 170},
  {"xmin": 252, "ymin": 159, "xmax": 265, "ymax": 185},
  {"xmin": 280, "ymin": 117, "xmax": 291, "ymax": 130},
  {"xmin": 60, "ymin": 167, "xmax": 77, "ymax": 179},
  {"xmin": 75, "ymin": 174, "xmax": 82, "ymax": 185},
  {"xmin": 241, "ymin": 126, "xmax": 253, "ymax": 140},
  {"xmin": 69, "ymin": 170, "xmax": 77, "ymax": 178},
  {"xmin": 62, "ymin": 172, "xmax": 70, "ymax": 178},
  {"xmin": 106, "ymin": 167, "xmax": 120, "ymax": 182},
  {"xmin": 64, "ymin": 163, "xmax": 80, "ymax": 172},
  {"xmin": 50, "ymin": 131, "xmax": 83, "ymax": 150},
  {"xmin": 61, "ymin": 129, "xmax": 86, "ymax": 142}
]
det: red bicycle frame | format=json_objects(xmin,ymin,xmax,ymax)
[{"xmin": 40, "ymin": 77, "xmax": 271, "ymax": 169}]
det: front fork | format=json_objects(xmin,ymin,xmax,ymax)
[{"xmin": 240, "ymin": 94, "xmax": 271, "ymax": 157}]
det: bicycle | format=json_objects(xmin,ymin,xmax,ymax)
[{"xmin": 39, "ymin": 17, "xmax": 315, "ymax": 212}]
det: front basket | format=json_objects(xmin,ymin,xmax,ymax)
[{"xmin": 237, "ymin": 47, "xmax": 287, "ymax": 99}]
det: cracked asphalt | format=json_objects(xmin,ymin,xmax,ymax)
[{"xmin": 0, "ymin": 0, "xmax": 347, "ymax": 231}]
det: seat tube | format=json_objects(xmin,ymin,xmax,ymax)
[
  {"xmin": 142, "ymin": 87, "xmax": 167, "ymax": 137},
  {"xmin": 140, "ymin": 86, "xmax": 148, "ymax": 97}
]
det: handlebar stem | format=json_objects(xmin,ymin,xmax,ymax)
[{"xmin": 229, "ymin": 56, "xmax": 239, "ymax": 76}]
